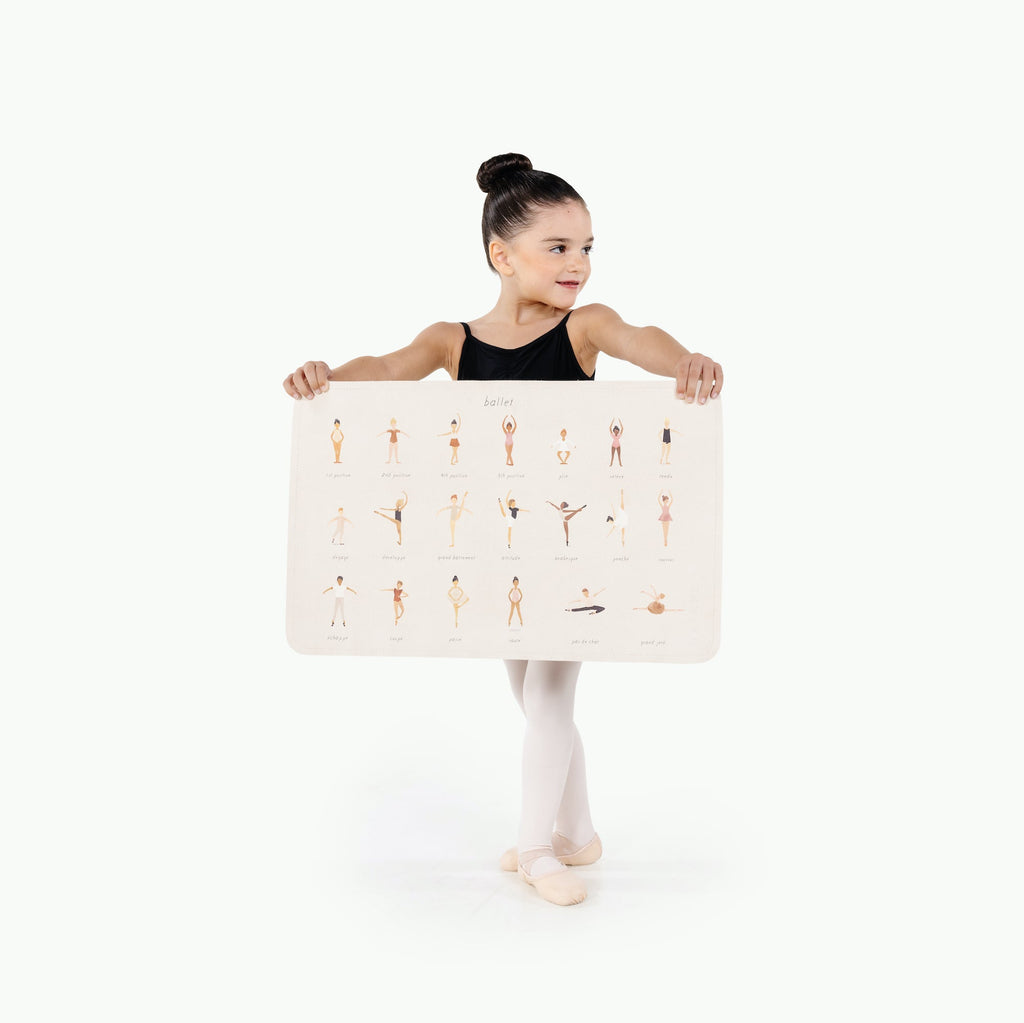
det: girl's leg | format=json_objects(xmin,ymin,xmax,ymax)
[
  {"xmin": 505, "ymin": 660, "xmax": 596, "ymax": 850},
  {"xmin": 509, "ymin": 659, "xmax": 590, "ymax": 896}
]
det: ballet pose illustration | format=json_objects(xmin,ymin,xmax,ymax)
[
  {"xmin": 447, "ymin": 575, "xmax": 470, "ymax": 628},
  {"xmin": 374, "ymin": 491, "xmax": 408, "ymax": 545},
  {"xmin": 609, "ymin": 418, "xmax": 624, "ymax": 466},
  {"xmin": 438, "ymin": 413, "xmax": 462, "ymax": 464},
  {"xmin": 605, "ymin": 489, "xmax": 629, "ymax": 547},
  {"xmin": 497, "ymin": 490, "xmax": 530, "ymax": 548},
  {"xmin": 553, "ymin": 427, "xmax": 575, "ymax": 465},
  {"xmin": 547, "ymin": 499, "xmax": 587, "ymax": 546},
  {"xmin": 328, "ymin": 506, "xmax": 353, "ymax": 545},
  {"xmin": 659, "ymin": 417, "xmax": 672, "ymax": 464},
  {"xmin": 436, "ymin": 492, "xmax": 473, "ymax": 547},
  {"xmin": 633, "ymin": 585, "xmax": 683, "ymax": 615},
  {"xmin": 321, "ymin": 576, "xmax": 357, "ymax": 626},
  {"xmin": 565, "ymin": 587, "xmax": 606, "ymax": 615},
  {"xmin": 507, "ymin": 576, "xmax": 524, "ymax": 627},
  {"xmin": 657, "ymin": 489, "xmax": 674, "ymax": 546},
  {"xmin": 381, "ymin": 580, "xmax": 408, "ymax": 624},
  {"xmin": 330, "ymin": 419, "xmax": 345, "ymax": 463},
  {"xmin": 501, "ymin": 414, "xmax": 517, "ymax": 466},
  {"xmin": 378, "ymin": 417, "xmax": 410, "ymax": 463}
]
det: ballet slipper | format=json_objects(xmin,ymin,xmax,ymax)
[
  {"xmin": 553, "ymin": 831, "xmax": 603, "ymax": 866},
  {"xmin": 517, "ymin": 864, "xmax": 588, "ymax": 906},
  {"xmin": 498, "ymin": 832, "xmax": 602, "ymax": 872}
]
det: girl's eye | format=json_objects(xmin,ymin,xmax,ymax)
[
  {"xmin": 583, "ymin": 246, "xmax": 593, "ymax": 255},
  {"xmin": 551, "ymin": 245, "xmax": 566, "ymax": 254}
]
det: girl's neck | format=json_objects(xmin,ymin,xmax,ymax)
[{"xmin": 484, "ymin": 290, "xmax": 570, "ymax": 327}]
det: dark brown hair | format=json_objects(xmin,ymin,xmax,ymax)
[{"xmin": 477, "ymin": 153, "xmax": 585, "ymax": 272}]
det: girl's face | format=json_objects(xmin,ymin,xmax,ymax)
[{"xmin": 491, "ymin": 202, "xmax": 593, "ymax": 309}]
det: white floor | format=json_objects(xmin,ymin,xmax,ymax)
[{"xmin": 6, "ymin": 641, "xmax": 1020, "ymax": 1021}]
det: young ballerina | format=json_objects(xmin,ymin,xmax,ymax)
[
  {"xmin": 328, "ymin": 506, "xmax": 352, "ymax": 545},
  {"xmin": 331, "ymin": 419, "xmax": 345, "ymax": 463},
  {"xmin": 497, "ymin": 491, "xmax": 530, "ymax": 549},
  {"xmin": 658, "ymin": 489, "xmax": 674, "ymax": 546},
  {"xmin": 436, "ymin": 492, "xmax": 472, "ymax": 547},
  {"xmin": 609, "ymin": 418, "xmax": 624, "ymax": 466},
  {"xmin": 381, "ymin": 580, "xmax": 408, "ymax": 625},
  {"xmin": 659, "ymin": 417, "xmax": 672, "ymax": 464},
  {"xmin": 507, "ymin": 575, "xmax": 524, "ymax": 627},
  {"xmin": 447, "ymin": 576, "xmax": 469, "ymax": 628},
  {"xmin": 373, "ymin": 491, "xmax": 408, "ymax": 545},
  {"xmin": 438, "ymin": 413, "xmax": 462, "ymax": 464},
  {"xmin": 547, "ymin": 499, "xmax": 587, "ymax": 547},
  {"xmin": 501, "ymin": 414, "xmax": 517, "ymax": 466},
  {"xmin": 605, "ymin": 488, "xmax": 629, "ymax": 547},
  {"xmin": 378, "ymin": 417, "xmax": 409, "ymax": 464},
  {"xmin": 282, "ymin": 152, "xmax": 723, "ymax": 907}
]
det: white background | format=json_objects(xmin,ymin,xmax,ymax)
[{"xmin": 2, "ymin": 1, "xmax": 1021, "ymax": 1019}]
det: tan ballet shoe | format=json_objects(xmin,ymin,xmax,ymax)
[
  {"xmin": 517, "ymin": 864, "xmax": 588, "ymax": 906},
  {"xmin": 499, "ymin": 832, "xmax": 602, "ymax": 872},
  {"xmin": 553, "ymin": 831, "xmax": 603, "ymax": 866}
]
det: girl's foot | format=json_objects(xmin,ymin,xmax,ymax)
[
  {"xmin": 516, "ymin": 847, "xmax": 587, "ymax": 906},
  {"xmin": 499, "ymin": 832, "xmax": 602, "ymax": 872}
]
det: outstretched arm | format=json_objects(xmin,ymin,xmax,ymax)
[
  {"xmin": 283, "ymin": 322, "xmax": 458, "ymax": 398},
  {"xmin": 575, "ymin": 304, "xmax": 723, "ymax": 404}
]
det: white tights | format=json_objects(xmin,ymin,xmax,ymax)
[{"xmin": 504, "ymin": 659, "xmax": 596, "ymax": 876}]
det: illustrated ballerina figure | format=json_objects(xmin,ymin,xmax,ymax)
[
  {"xmin": 497, "ymin": 490, "xmax": 530, "ymax": 549},
  {"xmin": 553, "ymin": 427, "xmax": 574, "ymax": 465},
  {"xmin": 437, "ymin": 413, "xmax": 462, "ymax": 465},
  {"xmin": 328, "ymin": 506, "xmax": 353, "ymax": 545},
  {"xmin": 330, "ymin": 419, "xmax": 345, "ymax": 463},
  {"xmin": 608, "ymin": 417, "xmax": 624, "ymax": 466},
  {"xmin": 659, "ymin": 417, "xmax": 672, "ymax": 465},
  {"xmin": 447, "ymin": 575, "xmax": 470, "ymax": 628},
  {"xmin": 547, "ymin": 499, "xmax": 587, "ymax": 547},
  {"xmin": 378, "ymin": 417, "xmax": 410, "ymax": 464},
  {"xmin": 501, "ymin": 414, "xmax": 518, "ymax": 466},
  {"xmin": 565, "ymin": 587, "xmax": 606, "ymax": 615},
  {"xmin": 633, "ymin": 585, "xmax": 684, "ymax": 615},
  {"xmin": 321, "ymin": 576, "xmax": 357, "ymax": 627},
  {"xmin": 436, "ymin": 492, "xmax": 473, "ymax": 547},
  {"xmin": 374, "ymin": 491, "xmax": 408, "ymax": 545},
  {"xmin": 380, "ymin": 580, "xmax": 408, "ymax": 625},
  {"xmin": 605, "ymin": 489, "xmax": 629, "ymax": 547},
  {"xmin": 507, "ymin": 576, "xmax": 524, "ymax": 627},
  {"xmin": 657, "ymin": 489, "xmax": 674, "ymax": 547}
]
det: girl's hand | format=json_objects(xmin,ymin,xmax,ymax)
[
  {"xmin": 283, "ymin": 361, "xmax": 332, "ymax": 399},
  {"xmin": 674, "ymin": 353, "xmax": 723, "ymax": 404}
]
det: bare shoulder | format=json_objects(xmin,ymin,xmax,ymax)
[
  {"xmin": 570, "ymin": 302, "xmax": 624, "ymax": 330},
  {"xmin": 569, "ymin": 303, "xmax": 633, "ymax": 361},
  {"xmin": 389, "ymin": 321, "xmax": 466, "ymax": 380}
]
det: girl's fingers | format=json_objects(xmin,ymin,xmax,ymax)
[{"xmin": 282, "ymin": 361, "xmax": 331, "ymax": 399}]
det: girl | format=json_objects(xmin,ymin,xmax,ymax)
[
  {"xmin": 658, "ymin": 489, "xmax": 674, "ymax": 547},
  {"xmin": 438, "ymin": 413, "xmax": 462, "ymax": 464},
  {"xmin": 436, "ymin": 492, "xmax": 472, "ymax": 548},
  {"xmin": 609, "ymin": 417, "xmax": 624, "ymax": 467},
  {"xmin": 331, "ymin": 419, "xmax": 344, "ymax": 463},
  {"xmin": 497, "ymin": 491, "xmax": 530, "ymax": 549},
  {"xmin": 283, "ymin": 153, "xmax": 723, "ymax": 907},
  {"xmin": 501, "ymin": 414, "xmax": 517, "ymax": 466},
  {"xmin": 373, "ymin": 491, "xmax": 408, "ymax": 546},
  {"xmin": 447, "ymin": 576, "xmax": 469, "ymax": 629}
]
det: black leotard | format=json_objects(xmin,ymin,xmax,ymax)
[{"xmin": 456, "ymin": 311, "xmax": 594, "ymax": 381}]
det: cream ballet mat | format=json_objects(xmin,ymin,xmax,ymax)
[{"xmin": 286, "ymin": 381, "xmax": 722, "ymax": 663}]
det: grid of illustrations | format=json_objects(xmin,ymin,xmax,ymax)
[{"xmin": 286, "ymin": 380, "xmax": 722, "ymax": 663}]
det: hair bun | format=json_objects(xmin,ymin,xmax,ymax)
[{"xmin": 477, "ymin": 153, "xmax": 533, "ymax": 193}]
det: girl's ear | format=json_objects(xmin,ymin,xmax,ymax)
[{"xmin": 489, "ymin": 238, "xmax": 514, "ymax": 276}]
